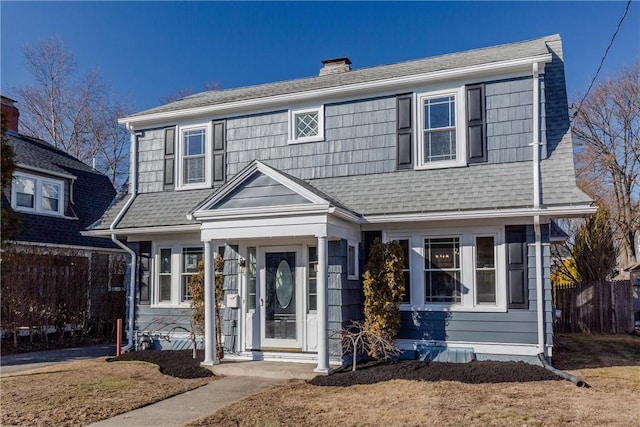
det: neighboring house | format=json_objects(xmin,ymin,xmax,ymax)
[
  {"xmin": 87, "ymin": 35, "xmax": 594, "ymax": 370},
  {"xmin": 1, "ymin": 96, "xmax": 126, "ymax": 333}
]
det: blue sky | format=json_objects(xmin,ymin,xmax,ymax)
[{"xmin": 1, "ymin": 1, "xmax": 638, "ymax": 113}]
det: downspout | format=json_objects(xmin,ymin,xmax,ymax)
[
  {"xmin": 110, "ymin": 123, "xmax": 138, "ymax": 352},
  {"xmin": 532, "ymin": 62, "xmax": 546, "ymax": 359}
]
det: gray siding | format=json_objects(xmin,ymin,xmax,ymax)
[
  {"xmin": 226, "ymin": 97, "xmax": 396, "ymax": 180},
  {"xmin": 221, "ymin": 245, "xmax": 240, "ymax": 353},
  {"xmin": 398, "ymin": 224, "xmax": 552, "ymax": 348},
  {"xmin": 214, "ymin": 172, "xmax": 310, "ymax": 209},
  {"xmin": 485, "ymin": 77, "xmax": 534, "ymax": 163},
  {"xmin": 328, "ymin": 239, "xmax": 363, "ymax": 357},
  {"xmin": 135, "ymin": 80, "xmax": 539, "ymax": 193},
  {"xmin": 137, "ymin": 128, "xmax": 165, "ymax": 194}
]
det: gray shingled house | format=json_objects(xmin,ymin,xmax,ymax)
[
  {"xmin": 2, "ymin": 96, "xmax": 126, "ymax": 335},
  {"xmin": 87, "ymin": 35, "xmax": 594, "ymax": 370}
]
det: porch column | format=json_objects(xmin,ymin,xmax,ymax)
[
  {"xmin": 202, "ymin": 240, "xmax": 218, "ymax": 366},
  {"xmin": 315, "ymin": 235, "xmax": 329, "ymax": 373}
]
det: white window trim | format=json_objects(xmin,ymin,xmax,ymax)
[
  {"xmin": 11, "ymin": 171, "xmax": 64, "ymax": 216},
  {"xmin": 152, "ymin": 241, "xmax": 204, "ymax": 308},
  {"xmin": 176, "ymin": 122, "xmax": 212, "ymax": 190},
  {"xmin": 347, "ymin": 240, "xmax": 359, "ymax": 280},
  {"xmin": 288, "ymin": 106, "xmax": 325, "ymax": 144},
  {"xmin": 414, "ymin": 86, "xmax": 467, "ymax": 170},
  {"xmin": 390, "ymin": 227, "xmax": 506, "ymax": 313}
]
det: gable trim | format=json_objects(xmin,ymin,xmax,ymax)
[
  {"xmin": 192, "ymin": 161, "xmax": 331, "ymax": 219},
  {"xmin": 17, "ymin": 163, "xmax": 77, "ymax": 180}
]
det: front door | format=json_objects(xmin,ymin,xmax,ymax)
[{"xmin": 261, "ymin": 249, "xmax": 302, "ymax": 349}]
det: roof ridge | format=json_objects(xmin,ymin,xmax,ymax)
[{"xmin": 134, "ymin": 34, "xmax": 558, "ymax": 118}]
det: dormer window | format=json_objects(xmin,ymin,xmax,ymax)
[
  {"xmin": 12, "ymin": 172, "xmax": 63, "ymax": 216},
  {"xmin": 289, "ymin": 106, "xmax": 324, "ymax": 144}
]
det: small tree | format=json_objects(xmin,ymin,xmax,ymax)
[
  {"xmin": 189, "ymin": 254, "xmax": 225, "ymax": 360},
  {"xmin": 362, "ymin": 239, "xmax": 405, "ymax": 350},
  {"xmin": 188, "ymin": 261, "xmax": 205, "ymax": 359},
  {"xmin": 1, "ymin": 114, "xmax": 21, "ymax": 244},
  {"xmin": 573, "ymin": 204, "xmax": 617, "ymax": 282},
  {"xmin": 214, "ymin": 254, "xmax": 224, "ymax": 361}
]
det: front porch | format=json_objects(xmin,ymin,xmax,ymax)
[{"xmin": 193, "ymin": 161, "xmax": 362, "ymax": 373}]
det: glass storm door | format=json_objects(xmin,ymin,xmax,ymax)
[{"xmin": 261, "ymin": 250, "xmax": 301, "ymax": 348}]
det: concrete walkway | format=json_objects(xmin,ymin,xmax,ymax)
[{"xmin": 88, "ymin": 376, "xmax": 282, "ymax": 427}]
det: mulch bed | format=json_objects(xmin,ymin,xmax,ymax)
[
  {"xmin": 309, "ymin": 359, "xmax": 562, "ymax": 387},
  {"xmin": 108, "ymin": 350, "xmax": 214, "ymax": 379},
  {"xmin": 108, "ymin": 350, "xmax": 562, "ymax": 385}
]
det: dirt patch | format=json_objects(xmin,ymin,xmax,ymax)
[
  {"xmin": 309, "ymin": 359, "xmax": 560, "ymax": 386},
  {"xmin": 109, "ymin": 350, "xmax": 213, "ymax": 379}
]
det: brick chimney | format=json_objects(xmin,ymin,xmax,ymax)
[
  {"xmin": 1, "ymin": 96, "xmax": 19, "ymax": 132},
  {"xmin": 319, "ymin": 57, "xmax": 352, "ymax": 76}
]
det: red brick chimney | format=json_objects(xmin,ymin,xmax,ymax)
[{"xmin": 1, "ymin": 96, "xmax": 20, "ymax": 132}]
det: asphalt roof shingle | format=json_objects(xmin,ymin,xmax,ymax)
[
  {"xmin": 125, "ymin": 35, "xmax": 557, "ymax": 120},
  {"xmin": 5, "ymin": 132, "xmax": 118, "ymax": 248}
]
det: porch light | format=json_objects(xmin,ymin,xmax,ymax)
[{"xmin": 239, "ymin": 257, "xmax": 246, "ymax": 273}]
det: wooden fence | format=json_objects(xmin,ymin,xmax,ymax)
[{"xmin": 554, "ymin": 280, "xmax": 634, "ymax": 333}]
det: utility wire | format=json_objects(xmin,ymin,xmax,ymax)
[{"xmin": 572, "ymin": 0, "xmax": 633, "ymax": 119}]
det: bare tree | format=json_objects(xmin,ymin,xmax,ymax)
[
  {"xmin": 15, "ymin": 36, "xmax": 130, "ymax": 187},
  {"xmin": 572, "ymin": 62, "xmax": 640, "ymax": 276},
  {"xmin": 163, "ymin": 81, "xmax": 221, "ymax": 104}
]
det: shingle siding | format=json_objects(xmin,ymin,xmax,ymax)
[
  {"xmin": 226, "ymin": 97, "xmax": 396, "ymax": 181},
  {"xmin": 486, "ymin": 77, "xmax": 534, "ymax": 163},
  {"xmin": 137, "ymin": 128, "xmax": 165, "ymax": 194}
]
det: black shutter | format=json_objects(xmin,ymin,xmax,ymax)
[
  {"xmin": 397, "ymin": 94, "xmax": 413, "ymax": 169},
  {"xmin": 506, "ymin": 225, "xmax": 528, "ymax": 309},
  {"xmin": 467, "ymin": 84, "xmax": 486, "ymax": 163},
  {"xmin": 139, "ymin": 241, "xmax": 152, "ymax": 304},
  {"xmin": 212, "ymin": 120, "xmax": 226, "ymax": 183},
  {"xmin": 163, "ymin": 127, "xmax": 176, "ymax": 186}
]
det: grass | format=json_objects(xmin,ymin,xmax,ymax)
[
  {"xmin": 188, "ymin": 333, "xmax": 640, "ymax": 427},
  {"xmin": 1, "ymin": 334, "xmax": 638, "ymax": 426},
  {"xmin": 0, "ymin": 359, "xmax": 213, "ymax": 427}
]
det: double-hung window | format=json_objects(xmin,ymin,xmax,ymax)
[
  {"xmin": 181, "ymin": 247, "xmax": 203, "ymax": 302},
  {"xmin": 12, "ymin": 172, "xmax": 63, "ymax": 215},
  {"xmin": 289, "ymin": 106, "xmax": 324, "ymax": 144},
  {"xmin": 424, "ymin": 237, "xmax": 462, "ymax": 304},
  {"xmin": 423, "ymin": 96, "xmax": 456, "ymax": 162},
  {"xmin": 475, "ymin": 236, "xmax": 497, "ymax": 304},
  {"xmin": 155, "ymin": 244, "xmax": 203, "ymax": 306},
  {"xmin": 183, "ymin": 128, "xmax": 206, "ymax": 185},
  {"xmin": 158, "ymin": 249, "xmax": 172, "ymax": 302},
  {"xmin": 15, "ymin": 176, "xmax": 36, "ymax": 209},
  {"xmin": 416, "ymin": 87, "xmax": 465, "ymax": 169}
]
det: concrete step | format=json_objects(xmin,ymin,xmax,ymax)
[{"xmin": 208, "ymin": 360, "xmax": 322, "ymax": 380}]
